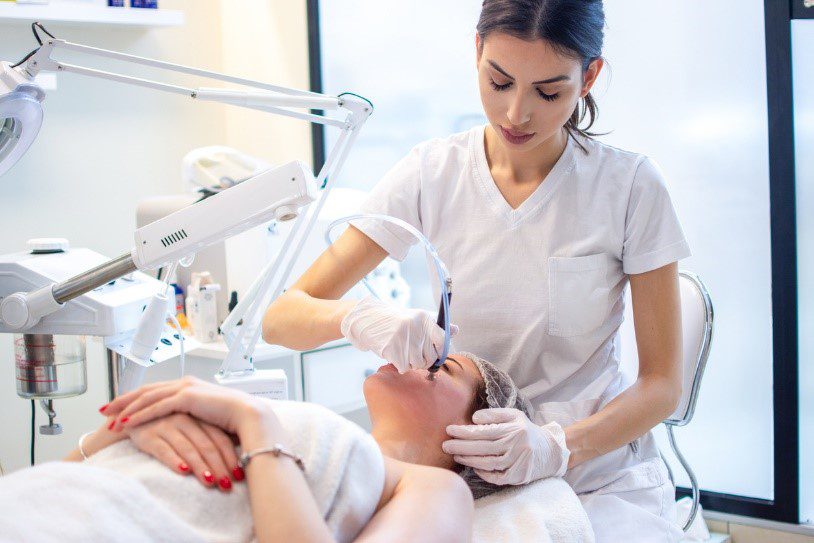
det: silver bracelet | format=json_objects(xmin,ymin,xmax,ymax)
[
  {"xmin": 239, "ymin": 443, "xmax": 305, "ymax": 472},
  {"xmin": 77, "ymin": 431, "xmax": 94, "ymax": 460}
]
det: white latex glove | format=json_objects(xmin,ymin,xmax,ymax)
[
  {"xmin": 340, "ymin": 296, "xmax": 458, "ymax": 373},
  {"xmin": 443, "ymin": 408, "xmax": 570, "ymax": 485}
]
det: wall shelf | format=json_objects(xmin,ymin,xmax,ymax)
[{"xmin": 0, "ymin": 4, "xmax": 184, "ymax": 27}]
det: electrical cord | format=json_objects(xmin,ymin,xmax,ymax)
[
  {"xmin": 316, "ymin": 93, "xmax": 374, "ymax": 189},
  {"xmin": 32, "ymin": 22, "xmax": 55, "ymax": 45},
  {"xmin": 11, "ymin": 23, "xmax": 57, "ymax": 69},
  {"xmin": 30, "ymin": 399, "xmax": 35, "ymax": 466},
  {"xmin": 11, "ymin": 49, "xmax": 37, "ymax": 70}
]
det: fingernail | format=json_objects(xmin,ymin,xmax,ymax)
[
  {"xmin": 178, "ymin": 462, "xmax": 190, "ymax": 473},
  {"xmin": 203, "ymin": 471, "xmax": 215, "ymax": 484},
  {"xmin": 98, "ymin": 403, "xmax": 109, "ymax": 413},
  {"xmin": 107, "ymin": 419, "xmax": 116, "ymax": 430},
  {"xmin": 120, "ymin": 416, "xmax": 129, "ymax": 425},
  {"xmin": 218, "ymin": 477, "xmax": 232, "ymax": 491},
  {"xmin": 232, "ymin": 466, "xmax": 245, "ymax": 481}
]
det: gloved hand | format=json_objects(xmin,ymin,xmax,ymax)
[
  {"xmin": 443, "ymin": 408, "xmax": 570, "ymax": 485},
  {"xmin": 340, "ymin": 296, "xmax": 458, "ymax": 373}
]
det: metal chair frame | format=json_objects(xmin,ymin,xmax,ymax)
[{"xmin": 664, "ymin": 270, "xmax": 714, "ymax": 531}]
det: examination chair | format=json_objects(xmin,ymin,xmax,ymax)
[{"xmin": 620, "ymin": 270, "xmax": 714, "ymax": 532}]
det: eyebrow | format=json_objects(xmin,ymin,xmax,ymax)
[{"xmin": 487, "ymin": 60, "xmax": 570, "ymax": 84}]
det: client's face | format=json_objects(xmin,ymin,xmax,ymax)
[{"xmin": 363, "ymin": 354, "xmax": 482, "ymax": 466}]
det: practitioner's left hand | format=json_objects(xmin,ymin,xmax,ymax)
[
  {"xmin": 101, "ymin": 376, "xmax": 280, "ymax": 438},
  {"xmin": 443, "ymin": 408, "xmax": 571, "ymax": 485}
]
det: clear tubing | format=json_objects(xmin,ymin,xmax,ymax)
[
  {"xmin": 324, "ymin": 213, "xmax": 452, "ymax": 368},
  {"xmin": 169, "ymin": 314, "xmax": 185, "ymax": 378},
  {"xmin": 163, "ymin": 261, "xmax": 179, "ymax": 295},
  {"xmin": 162, "ymin": 261, "xmax": 185, "ymax": 377}
]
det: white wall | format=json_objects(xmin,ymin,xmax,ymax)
[
  {"xmin": 219, "ymin": 0, "xmax": 311, "ymax": 167},
  {"xmin": 0, "ymin": 0, "xmax": 312, "ymax": 473}
]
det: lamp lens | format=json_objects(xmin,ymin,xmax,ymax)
[{"xmin": 0, "ymin": 116, "xmax": 23, "ymax": 165}]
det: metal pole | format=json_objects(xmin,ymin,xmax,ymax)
[
  {"xmin": 106, "ymin": 348, "xmax": 122, "ymax": 401},
  {"xmin": 52, "ymin": 253, "xmax": 136, "ymax": 304}
]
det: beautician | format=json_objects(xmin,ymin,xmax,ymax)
[{"xmin": 262, "ymin": 0, "xmax": 689, "ymax": 540}]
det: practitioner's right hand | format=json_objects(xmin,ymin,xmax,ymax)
[
  {"xmin": 125, "ymin": 413, "xmax": 243, "ymax": 492},
  {"xmin": 340, "ymin": 296, "xmax": 458, "ymax": 373}
]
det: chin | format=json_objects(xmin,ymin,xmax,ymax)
[{"xmin": 362, "ymin": 373, "xmax": 392, "ymax": 421}]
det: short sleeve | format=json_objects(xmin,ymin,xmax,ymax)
[
  {"xmin": 350, "ymin": 145, "xmax": 423, "ymax": 261},
  {"xmin": 622, "ymin": 157, "xmax": 692, "ymax": 274}
]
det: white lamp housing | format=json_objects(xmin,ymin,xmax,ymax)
[
  {"xmin": 0, "ymin": 62, "xmax": 45, "ymax": 177},
  {"xmin": 132, "ymin": 160, "xmax": 317, "ymax": 271}
]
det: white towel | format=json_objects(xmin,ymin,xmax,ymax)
[
  {"xmin": 473, "ymin": 477, "xmax": 595, "ymax": 543},
  {"xmin": 0, "ymin": 400, "xmax": 384, "ymax": 543}
]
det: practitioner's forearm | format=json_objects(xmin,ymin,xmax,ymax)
[
  {"xmin": 262, "ymin": 289, "xmax": 356, "ymax": 351},
  {"xmin": 261, "ymin": 226, "xmax": 388, "ymax": 351},
  {"xmin": 564, "ymin": 373, "xmax": 680, "ymax": 467}
]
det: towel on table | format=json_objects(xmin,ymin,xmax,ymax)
[
  {"xmin": 473, "ymin": 477, "xmax": 595, "ymax": 543},
  {"xmin": 0, "ymin": 400, "xmax": 385, "ymax": 543}
]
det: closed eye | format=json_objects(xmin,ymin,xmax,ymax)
[
  {"xmin": 444, "ymin": 357, "xmax": 463, "ymax": 374},
  {"xmin": 489, "ymin": 79, "xmax": 559, "ymax": 102},
  {"xmin": 536, "ymin": 88, "xmax": 559, "ymax": 102},
  {"xmin": 489, "ymin": 79, "xmax": 512, "ymax": 91}
]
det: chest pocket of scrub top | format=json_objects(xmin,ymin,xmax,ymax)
[{"xmin": 548, "ymin": 253, "xmax": 610, "ymax": 337}]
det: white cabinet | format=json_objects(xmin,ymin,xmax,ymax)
[
  {"xmin": 138, "ymin": 339, "xmax": 380, "ymax": 420},
  {"xmin": 301, "ymin": 344, "xmax": 381, "ymax": 413}
]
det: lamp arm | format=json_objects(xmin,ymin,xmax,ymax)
[
  {"xmin": 218, "ymin": 124, "xmax": 363, "ymax": 374},
  {"xmin": 19, "ymin": 38, "xmax": 352, "ymax": 126}
]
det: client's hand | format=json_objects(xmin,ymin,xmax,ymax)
[
  {"xmin": 101, "ymin": 376, "xmax": 282, "ymax": 443},
  {"xmin": 125, "ymin": 413, "xmax": 243, "ymax": 491}
]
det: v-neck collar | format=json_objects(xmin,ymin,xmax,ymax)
[{"xmin": 471, "ymin": 124, "xmax": 576, "ymax": 227}]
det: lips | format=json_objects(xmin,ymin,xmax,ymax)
[{"xmin": 500, "ymin": 125, "xmax": 535, "ymax": 145}]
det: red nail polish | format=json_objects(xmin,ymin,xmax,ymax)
[
  {"xmin": 178, "ymin": 462, "xmax": 190, "ymax": 473},
  {"xmin": 107, "ymin": 419, "xmax": 116, "ymax": 430},
  {"xmin": 203, "ymin": 471, "xmax": 215, "ymax": 484},
  {"xmin": 232, "ymin": 466, "xmax": 245, "ymax": 481},
  {"xmin": 218, "ymin": 477, "xmax": 232, "ymax": 491},
  {"xmin": 120, "ymin": 417, "xmax": 130, "ymax": 424},
  {"xmin": 98, "ymin": 404, "xmax": 109, "ymax": 413}
]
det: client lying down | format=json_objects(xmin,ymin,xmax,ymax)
[{"xmin": 0, "ymin": 353, "xmax": 533, "ymax": 543}]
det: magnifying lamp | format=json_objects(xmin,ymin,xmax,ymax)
[
  {"xmin": 0, "ymin": 61, "xmax": 45, "ymax": 176},
  {"xmin": 0, "ymin": 23, "xmax": 372, "ymax": 381}
]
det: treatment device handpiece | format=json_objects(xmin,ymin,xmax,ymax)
[{"xmin": 427, "ymin": 288, "xmax": 452, "ymax": 381}]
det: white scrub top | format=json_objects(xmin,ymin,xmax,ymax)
[
  {"xmin": 355, "ymin": 125, "xmax": 691, "ymax": 541},
  {"xmin": 354, "ymin": 125, "xmax": 691, "ymax": 413}
]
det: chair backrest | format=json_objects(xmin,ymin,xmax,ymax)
[{"xmin": 617, "ymin": 270, "xmax": 713, "ymax": 426}]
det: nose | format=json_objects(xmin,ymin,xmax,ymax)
[{"xmin": 506, "ymin": 89, "xmax": 532, "ymax": 127}]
